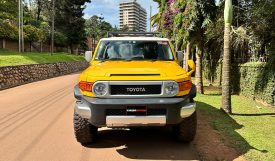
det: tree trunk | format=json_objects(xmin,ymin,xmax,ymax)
[
  {"xmin": 195, "ymin": 45, "xmax": 204, "ymax": 94},
  {"xmin": 70, "ymin": 45, "xmax": 74, "ymax": 54},
  {"xmin": 40, "ymin": 42, "xmax": 43, "ymax": 52},
  {"xmin": 37, "ymin": 0, "xmax": 42, "ymax": 21},
  {"xmin": 76, "ymin": 47, "xmax": 79, "ymax": 55},
  {"xmin": 221, "ymin": 23, "xmax": 232, "ymax": 113},
  {"xmin": 30, "ymin": 42, "xmax": 32, "ymax": 52},
  {"xmin": 185, "ymin": 42, "xmax": 191, "ymax": 71},
  {"xmin": 93, "ymin": 38, "xmax": 96, "ymax": 52},
  {"xmin": 2, "ymin": 39, "xmax": 5, "ymax": 49},
  {"xmin": 219, "ymin": 61, "xmax": 222, "ymax": 86},
  {"xmin": 209, "ymin": 54, "xmax": 213, "ymax": 84}
]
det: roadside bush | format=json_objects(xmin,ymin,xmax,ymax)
[
  {"xmin": 24, "ymin": 25, "xmax": 40, "ymax": 43},
  {"xmin": 0, "ymin": 21, "xmax": 18, "ymax": 39}
]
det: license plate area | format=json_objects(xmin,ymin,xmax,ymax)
[{"xmin": 126, "ymin": 105, "xmax": 147, "ymax": 116}]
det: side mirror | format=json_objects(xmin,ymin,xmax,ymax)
[
  {"xmin": 187, "ymin": 60, "xmax": 196, "ymax": 76},
  {"xmin": 84, "ymin": 51, "xmax": 93, "ymax": 62},
  {"xmin": 176, "ymin": 51, "xmax": 184, "ymax": 64}
]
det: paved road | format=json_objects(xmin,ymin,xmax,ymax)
[{"xmin": 0, "ymin": 73, "xmax": 199, "ymax": 161}]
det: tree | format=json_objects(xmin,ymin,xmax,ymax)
[
  {"xmin": 36, "ymin": 0, "xmax": 43, "ymax": 21},
  {"xmin": 24, "ymin": 25, "xmax": 40, "ymax": 51},
  {"xmin": 150, "ymin": 0, "xmax": 216, "ymax": 95},
  {"xmin": 55, "ymin": 0, "xmax": 91, "ymax": 54},
  {"xmin": 171, "ymin": 0, "xmax": 216, "ymax": 94},
  {"xmin": 221, "ymin": 0, "xmax": 233, "ymax": 113},
  {"xmin": 120, "ymin": 25, "xmax": 130, "ymax": 32},
  {"xmin": 100, "ymin": 21, "xmax": 113, "ymax": 36},
  {"xmin": 0, "ymin": 0, "xmax": 18, "ymax": 21},
  {"xmin": 0, "ymin": 0, "xmax": 18, "ymax": 48},
  {"xmin": 0, "ymin": 21, "xmax": 18, "ymax": 46},
  {"xmin": 85, "ymin": 15, "xmax": 113, "ymax": 51},
  {"xmin": 150, "ymin": 0, "xmax": 165, "ymax": 31}
]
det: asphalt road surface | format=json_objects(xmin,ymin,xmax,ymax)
[{"xmin": 0, "ymin": 73, "xmax": 199, "ymax": 161}]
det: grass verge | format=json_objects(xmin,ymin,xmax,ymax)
[
  {"xmin": 196, "ymin": 87, "xmax": 275, "ymax": 161},
  {"xmin": 0, "ymin": 49, "xmax": 85, "ymax": 67}
]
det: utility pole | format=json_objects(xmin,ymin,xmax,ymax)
[
  {"xmin": 18, "ymin": 0, "xmax": 21, "ymax": 52},
  {"xmin": 21, "ymin": 0, "xmax": 24, "ymax": 52},
  {"xmin": 50, "ymin": 0, "xmax": 55, "ymax": 55},
  {"xmin": 149, "ymin": 5, "xmax": 152, "ymax": 32}
]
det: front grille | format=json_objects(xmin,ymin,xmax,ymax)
[
  {"xmin": 147, "ymin": 109, "xmax": 166, "ymax": 115},
  {"xmin": 106, "ymin": 109, "xmax": 166, "ymax": 116},
  {"xmin": 106, "ymin": 109, "xmax": 125, "ymax": 115},
  {"xmin": 110, "ymin": 85, "xmax": 161, "ymax": 95}
]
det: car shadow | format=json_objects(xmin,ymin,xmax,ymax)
[
  {"xmin": 231, "ymin": 113, "xmax": 275, "ymax": 116},
  {"xmin": 84, "ymin": 127, "xmax": 200, "ymax": 160}
]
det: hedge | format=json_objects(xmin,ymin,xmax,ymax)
[
  {"xmin": 205, "ymin": 59, "xmax": 274, "ymax": 106},
  {"xmin": 231, "ymin": 62, "xmax": 274, "ymax": 106}
]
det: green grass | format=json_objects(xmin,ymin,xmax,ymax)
[
  {"xmin": 196, "ymin": 88, "xmax": 275, "ymax": 161},
  {"xmin": 0, "ymin": 49, "xmax": 85, "ymax": 67}
]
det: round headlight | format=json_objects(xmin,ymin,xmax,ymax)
[
  {"xmin": 164, "ymin": 81, "xmax": 179, "ymax": 96},
  {"xmin": 93, "ymin": 83, "xmax": 107, "ymax": 96}
]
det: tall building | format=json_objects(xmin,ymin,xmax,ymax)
[{"xmin": 119, "ymin": 0, "xmax": 147, "ymax": 32}]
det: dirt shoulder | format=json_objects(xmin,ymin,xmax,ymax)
[{"xmin": 193, "ymin": 110, "xmax": 246, "ymax": 161}]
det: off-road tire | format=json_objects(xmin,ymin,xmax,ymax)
[
  {"xmin": 174, "ymin": 111, "xmax": 197, "ymax": 143},
  {"xmin": 74, "ymin": 111, "xmax": 97, "ymax": 144}
]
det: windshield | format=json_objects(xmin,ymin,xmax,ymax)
[{"xmin": 95, "ymin": 40, "xmax": 174, "ymax": 61}]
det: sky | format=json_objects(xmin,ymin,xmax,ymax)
[{"xmin": 83, "ymin": 0, "xmax": 159, "ymax": 31}]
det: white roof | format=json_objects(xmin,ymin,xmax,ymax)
[{"xmin": 101, "ymin": 37, "xmax": 170, "ymax": 41}]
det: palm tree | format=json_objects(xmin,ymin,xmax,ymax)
[
  {"xmin": 221, "ymin": 0, "xmax": 233, "ymax": 113},
  {"xmin": 150, "ymin": 0, "xmax": 166, "ymax": 31},
  {"xmin": 196, "ymin": 44, "xmax": 204, "ymax": 94},
  {"xmin": 152, "ymin": 0, "xmax": 215, "ymax": 95},
  {"xmin": 184, "ymin": 0, "xmax": 216, "ymax": 94}
]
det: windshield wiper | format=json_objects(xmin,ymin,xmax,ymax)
[
  {"xmin": 99, "ymin": 59, "xmax": 105, "ymax": 62},
  {"xmin": 145, "ymin": 59, "xmax": 173, "ymax": 62},
  {"xmin": 109, "ymin": 58, "xmax": 125, "ymax": 60},
  {"xmin": 142, "ymin": 59, "xmax": 158, "ymax": 62},
  {"xmin": 130, "ymin": 56, "xmax": 144, "ymax": 60},
  {"xmin": 100, "ymin": 58, "xmax": 127, "ymax": 61}
]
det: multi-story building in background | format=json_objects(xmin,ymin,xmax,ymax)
[{"xmin": 119, "ymin": 0, "xmax": 147, "ymax": 32}]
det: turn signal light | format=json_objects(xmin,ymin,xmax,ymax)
[
  {"xmin": 178, "ymin": 81, "xmax": 192, "ymax": 91},
  {"xmin": 79, "ymin": 81, "xmax": 93, "ymax": 92}
]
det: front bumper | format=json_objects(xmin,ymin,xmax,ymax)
[
  {"xmin": 106, "ymin": 115, "xmax": 166, "ymax": 127},
  {"xmin": 74, "ymin": 86, "xmax": 196, "ymax": 127}
]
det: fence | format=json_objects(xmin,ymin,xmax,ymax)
[{"xmin": 0, "ymin": 39, "xmax": 68, "ymax": 53}]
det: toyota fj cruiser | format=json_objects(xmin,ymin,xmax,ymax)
[{"xmin": 74, "ymin": 32, "xmax": 197, "ymax": 144}]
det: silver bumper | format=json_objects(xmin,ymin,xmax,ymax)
[
  {"xmin": 75, "ymin": 101, "xmax": 91, "ymax": 119},
  {"xmin": 180, "ymin": 103, "xmax": 196, "ymax": 118},
  {"xmin": 106, "ymin": 115, "xmax": 166, "ymax": 127},
  {"xmin": 74, "ymin": 85, "xmax": 196, "ymax": 126}
]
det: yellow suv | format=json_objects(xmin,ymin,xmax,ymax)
[{"xmin": 74, "ymin": 32, "xmax": 197, "ymax": 144}]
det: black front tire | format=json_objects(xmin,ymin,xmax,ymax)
[
  {"xmin": 174, "ymin": 111, "xmax": 197, "ymax": 143},
  {"xmin": 73, "ymin": 111, "xmax": 97, "ymax": 144}
]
